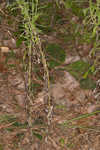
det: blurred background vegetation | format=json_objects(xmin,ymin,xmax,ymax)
[{"xmin": 3, "ymin": 0, "xmax": 100, "ymax": 91}]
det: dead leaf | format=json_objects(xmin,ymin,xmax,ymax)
[{"xmin": 0, "ymin": 63, "xmax": 7, "ymax": 72}]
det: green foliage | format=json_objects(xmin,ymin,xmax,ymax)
[
  {"xmin": 66, "ymin": 60, "xmax": 96, "ymax": 89},
  {"xmin": 5, "ymin": 51, "xmax": 16, "ymax": 64},
  {"xmin": 16, "ymin": 37, "xmax": 24, "ymax": 47},
  {"xmin": 54, "ymin": 13, "xmax": 63, "ymax": 24},
  {"xmin": 6, "ymin": 3, "xmax": 18, "ymax": 17},
  {"xmin": 31, "ymin": 83, "xmax": 41, "ymax": 95},
  {"xmin": 0, "ymin": 144, "xmax": 3, "ymax": 150},
  {"xmin": 59, "ymin": 138, "xmax": 65, "ymax": 147},
  {"xmin": 36, "ymin": 1, "xmax": 63, "ymax": 33},
  {"xmin": 12, "ymin": 121, "xmax": 28, "ymax": 128},
  {"xmin": 66, "ymin": 143, "xmax": 75, "ymax": 148},
  {"xmin": 33, "ymin": 132, "xmax": 43, "ymax": 140},
  {"xmin": 33, "ymin": 117, "xmax": 44, "ymax": 125},
  {"xmin": 56, "ymin": 105, "xmax": 66, "ymax": 110},
  {"xmin": 16, "ymin": 132, "xmax": 24, "ymax": 138},
  {"xmin": 63, "ymin": 0, "xmax": 84, "ymax": 17},
  {"xmin": 80, "ymin": 78, "xmax": 96, "ymax": 89},
  {"xmin": 60, "ymin": 33, "xmax": 75, "ymax": 43},
  {"xmin": 15, "ymin": 0, "xmax": 42, "ymax": 92},
  {"xmin": 0, "ymin": 15, "xmax": 2, "ymax": 24},
  {"xmin": 61, "ymin": 110, "xmax": 100, "ymax": 131},
  {"xmin": 46, "ymin": 43, "xmax": 66, "ymax": 68},
  {"xmin": 66, "ymin": 60, "xmax": 90, "ymax": 80},
  {"xmin": 36, "ymin": 2, "xmax": 53, "ymax": 33},
  {"xmin": 5, "ymin": 128, "xmax": 15, "ymax": 132}
]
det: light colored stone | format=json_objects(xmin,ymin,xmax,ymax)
[
  {"xmin": 1, "ymin": 104, "xmax": 14, "ymax": 113},
  {"xmin": 15, "ymin": 94, "xmax": 25, "ymax": 107},
  {"xmin": 62, "ymin": 71, "xmax": 80, "ymax": 91},
  {"xmin": 87, "ymin": 105, "xmax": 96, "ymax": 113},
  {"xmin": 3, "ymin": 38, "xmax": 16, "ymax": 49},
  {"xmin": 0, "ymin": 46, "xmax": 10, "ymax": 53},
  {"xmin": 64, "ymin": 55, "xmax": 80, "ymax": 65},
  {"xmin": 87, "ymin": 104, "xmax": 100, "ymax": 113},
  {"xmin": 50, "ymin": 83, "xmax": 65, "ymax": 100}
]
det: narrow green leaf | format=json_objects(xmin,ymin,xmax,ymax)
[{"xmin": 33, "ymin": 132, "xmax": 43, "ymax": 140}]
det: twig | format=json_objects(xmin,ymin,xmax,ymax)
[{"xmin": 0, "ymin": 121, "xmax": 16, "ymax": 130}]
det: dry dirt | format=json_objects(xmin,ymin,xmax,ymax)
[{"xmin": 0, "ymin": 4, "xmax": 100, "ymax": 150}]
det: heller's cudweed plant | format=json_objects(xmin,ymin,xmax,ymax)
[{"xmin": 14, "ymin": 0, "xmax": 53, "ymax": 142}]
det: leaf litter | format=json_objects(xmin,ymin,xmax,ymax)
[{"xmin": 0, "ymin": 2, "xmax": 100, "ymax": 150}]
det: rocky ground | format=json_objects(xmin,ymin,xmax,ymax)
[{"xmin": 0, "ymin": 2, "xmax": 100, "ymax": 150}]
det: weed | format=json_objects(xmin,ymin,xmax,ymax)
[
  {"xmin": 0, "ymin": 114, "xmax": 16, "ymax": 123},
  {"xmin": 83, "ymin": 0, "xmax": 100, "ymax": 74},
  {"xmin": 61, "ymin": 110, "xmax": 100, "ymax": 127}
]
